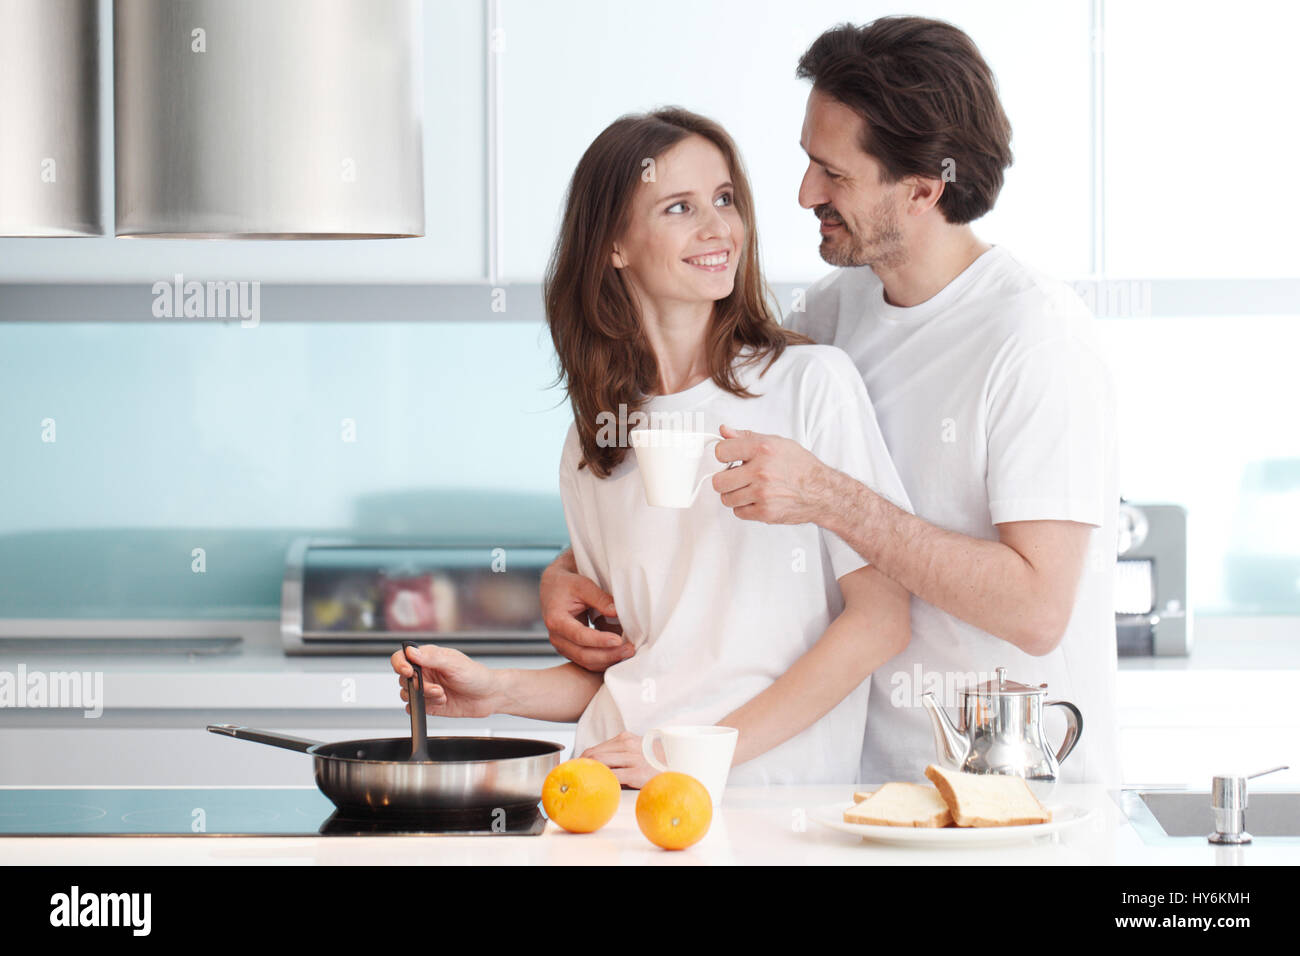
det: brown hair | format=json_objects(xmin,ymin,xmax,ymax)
[
  {"xmin": 796, "ymin": 16, "xmax": 1013, "ymax": 224},
  {"xmin": 544, "ymin": 107, "xmax": 809, "ymax": 478}
]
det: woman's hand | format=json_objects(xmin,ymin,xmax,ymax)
[
  {"xmin": 390, "ymin": 644, "xmax": 502, "ymax": 719},
  {"xmin": 579, "ymin": 731, "xmax": 659, "ymax": 789}
]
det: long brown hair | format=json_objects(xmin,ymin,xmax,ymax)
[
  {"xmin": 796, "ymin": 17, "xmax": 1013, "ymax": 224},
  {"xmin": 545, "ymin": 107, "xmax": 808, "ymax": 478}
]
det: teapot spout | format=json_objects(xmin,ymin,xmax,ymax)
[{"xmin": 922, "ymin": 691, "xmax": 968, "ymax": 770}]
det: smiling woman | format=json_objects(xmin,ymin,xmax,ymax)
[
  {"xmin": 394, "ymin": 107, "xmax": 915, "ymax": 789},
  {"xmin": 543, "ymin": 108, "xmax": 806, "ymax": 479}
]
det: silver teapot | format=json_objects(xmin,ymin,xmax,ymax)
[{"xmin": 921, "ymin": 667, "xmax": 1082, "ymax": 801}]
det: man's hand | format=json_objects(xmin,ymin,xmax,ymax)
[
  {"xmin": 712, "ymin": 424, "xmax": 835, "ymax": 525},
  {"xmin": 579, "ymin": 731, "xmax": 657, "ymax": 789},
  {"xmin": 541, "ymin": 549, "xmax": 634, "ymax": 672}
]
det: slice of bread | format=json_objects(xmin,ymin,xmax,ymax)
[
  {"xmin": 852, "ymin": 790, "xmax": 875, "ymax": 803},
  {"xmin": 924, "ymin": 764, "xmax": 1051, "ymax": 827},
  {"xmin": 844, "ymin": 782, "xmax": 953, "ymax": 828}
]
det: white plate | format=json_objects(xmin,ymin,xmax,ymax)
[{"xmin": 811, "ymin": 802, "xmax": 1093, "ymax": 847}]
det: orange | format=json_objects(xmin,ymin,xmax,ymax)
[
  {"xmin": 542, "ymin": 758, "xmax": 621, "ymax": 833},
  {"xmin": 635, "ymin": 771, "xmax": 712, "ymax": 850}
]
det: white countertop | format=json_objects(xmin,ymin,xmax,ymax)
[{"xmin": 0, "ymin": 784, "xmax": 1295, "ymax": 866}]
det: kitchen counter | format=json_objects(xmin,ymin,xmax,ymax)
[
  {"xmin": 0, "ymin": 784, "xmax": 1295, "ymax": 865},
  {"xmin": 2, "ymin": 615, "xmax": 1298, "ymax": 712},
  {"xmin": 0, "ymin": 621, "xmax": 560, "ymax": 711}
]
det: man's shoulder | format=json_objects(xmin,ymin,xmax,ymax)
[
  {"xmin": 752, "ymin": 344, "xmax": 872, "ymax": 419},
  {"xmin": 980, "ymin": 247, "xmax": 1097, "ymax": 351},
  {"xmin": 780, "ymin": 342, "xmax": 863, "ymax": 382},
  {"xmin": 786, "ymin": 266, "xmax": 882, "ymax": 339}
]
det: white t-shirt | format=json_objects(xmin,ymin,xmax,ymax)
[
  {"xmin": 786, "ymin": 246, "xmax": 1120, "ymax": 785},
  {"xmin": 562, "ymin": 344, "xmax": 913, "ymax": 785}
]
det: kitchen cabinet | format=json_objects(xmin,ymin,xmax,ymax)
[
  {"xmin": 0, "ymin": 0, "xmax": 487, "ymax": 283},
  {"xmin": 0, "ymin": 719, "xmax": 573, "ymax": 786},
  {"xmin": 497, "ymin": 0, "xmax": 1094, "ymax": 283},
  {"xmin": 0, "ymin": 640, "xmax": 575, "ymax": 786}
]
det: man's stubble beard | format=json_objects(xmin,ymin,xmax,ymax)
[{"xmin": 818, "ymin": 191, "xmax": 908, "ymax": 271}]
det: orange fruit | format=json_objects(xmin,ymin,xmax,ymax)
[
  {"xmin": 542, "ymin": 758, "xmax": 621, "ymax": 833},
  {"xmin": 635, "ymin": 771, "xmax": 712, "ymax": 850}
]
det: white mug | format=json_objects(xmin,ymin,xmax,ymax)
[
  {"xmin": 641, "ymin": 725, "xmax": 739, "ymax": 806},
  {"xmin": 629, "ymin": 429, "xmax": 737, "ymax": 509}
]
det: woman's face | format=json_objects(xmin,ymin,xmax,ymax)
[{"xmin": 612, "ymin": 135, "xmax": 744, "ymax": 311}]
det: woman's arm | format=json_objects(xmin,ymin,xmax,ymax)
[
  {"xmin": 496, "ymin": 662, "xmax": 605, "ymax": 723},
  {"xmin": 393, "ymin": 645, "xmax": 603, "ymax": 723},
  {"xmin": 717, "ymin": 564, "xmax": 910, "ymax": 767}
]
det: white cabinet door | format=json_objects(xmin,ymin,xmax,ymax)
[
  {"xmin": 498, "ymin": 0, "xmax": 1093, "ymax": 283},
  {"xmin": 0, "ymin": 0, "xmax": 487, "ymax": 284},
  {"xmin": 494, "ymin": 727, "xmax": 576, "ymax": 762}
]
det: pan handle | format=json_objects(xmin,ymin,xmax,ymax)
[{"xmin": 207, "ymin": 724, "xmax": 324, "ymax": 753}]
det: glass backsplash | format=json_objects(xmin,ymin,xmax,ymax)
[
  {"xmin": 1, "ymin": 312, "xmax": 1297, "ymax": 618},
  {"xmin": 0, "ymin": 320, "xmax": 572, "ymax": 618}
]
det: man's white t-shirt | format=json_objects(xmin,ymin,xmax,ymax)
[
  {"xmin": 562, "ymin": 344, "xmax": 913, "ymax": 785},
  {"xmin": 786, "ymin": 245, "xmax": 1120, "ymax": 785}
]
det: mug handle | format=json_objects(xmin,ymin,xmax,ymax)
[
  {"xmin": 1045, "ymin": 699, "xmax": 1083, "ymax": 765},
  {"xmin": 689, "ymin": 436, "xmax": 742, "ymax": 504},
  {"xmin": 642, "ymin": 729, "xmax": 669, "ymax": 772}
]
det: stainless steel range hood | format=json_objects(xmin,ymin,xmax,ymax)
[
  {"xmin": 0, "ymin": 0, "xmax": 103, "ymax": 237},
  {"xmin": 114, "ymin": 0, "xmax": 424, "ymax": 239}
]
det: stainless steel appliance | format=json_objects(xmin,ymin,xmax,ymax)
[
  {"xmin": 0, "ymin": 0, "xmax": 102, "ymax": 236},
  {"xmin": 922, "ymin": 666, "xmax": 1083, "ymax": 801},
  {"xmin": 281, "ymin": 538, "xmax": 562, "ymax": 655},
  {"xmin": 1116, "ymin": 501, "xmax": 1190, "ymax": 656},
  {"xmin": 114, "ymin": 0, "xmax": 424, "ymax": 238},
  {"xmin": 208, "ymin": 725, "xmax": 563, "ymax": 816}
]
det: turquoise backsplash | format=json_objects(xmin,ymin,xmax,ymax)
[{"xmin": 0, "ymin": 321, "xmax": 573, "ymax": 619}]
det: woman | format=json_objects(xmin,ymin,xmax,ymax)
[{"xmin": 393, "ymin": 108, "xmax": 912, "ymax": 786}]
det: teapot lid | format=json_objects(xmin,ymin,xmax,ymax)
[{"xmin": 965, "ymin": 666, "xmax": 1048, "ymax": 697}]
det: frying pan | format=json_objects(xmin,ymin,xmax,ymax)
[
  {"xmin": 207, "ymin": 725, "xmax": 564, "ymax": 814},
  {"xmin": 207, "ymin": 643, "xmax": 562, "ymax": 814}
]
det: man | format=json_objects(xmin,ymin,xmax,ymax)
[{"xmin": 541, "ymin": 16, "xmax": 1119, "ymax": 785}]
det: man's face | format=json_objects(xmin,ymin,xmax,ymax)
[{"xmin": 798, "ymin": 87, "xmax": 907, "ymax": 270}]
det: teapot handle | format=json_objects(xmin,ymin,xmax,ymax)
[{"xmin": 1045, "ymin": 699, "xmax": 1083, "ymax": 765}]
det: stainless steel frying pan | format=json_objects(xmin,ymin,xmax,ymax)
[
  {"xmin": 207, "ymin": 725, "xmax": 563, "ymax": 814},
  {"xmin": 209, "ymin": 642, "xmax": 563, "ymax": 815}
]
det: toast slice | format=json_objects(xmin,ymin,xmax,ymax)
[
  {"xmin": 844, "ymin": 782, "xmax": 953, "ymax": 828},
  {"xmin": 852, "ymin": 790, "xmax": 874, "ymax": 803},
  {"xmin": 924, "ymin": 764, "xmax": 1051, "ymax": 827}
]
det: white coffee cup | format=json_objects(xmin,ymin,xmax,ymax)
[
  {"xmin": 629, "ymin": 429, "xmax": 737, "ymax": 509},
  {"xmin": 641, "ymin": 725, "xmax": 739, "ymax": 806}
]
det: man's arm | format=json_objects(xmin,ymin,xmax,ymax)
[
  {"xmin": 816, "ymin": 472, "xmax": 1090, "ymax": 656},
  {"xmin": 719, "ymin": 564, "xmax": 910, "ymax": 766},
  {"xmin": 540, "ymin": 548, "xmax": 633, "ymax": 671},
  {"xmin": 712, "ymin": 427, "xmax": 1091, "ymax": 657}
]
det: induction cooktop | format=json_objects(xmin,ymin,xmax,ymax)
[{"xmin": 0, "ymin": 787, "xmax": 547, "ymax": 836}]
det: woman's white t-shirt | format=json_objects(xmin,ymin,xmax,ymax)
[{"xmin": 561, "ymin": 344, "xmax": 912, "ymax": 785}]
